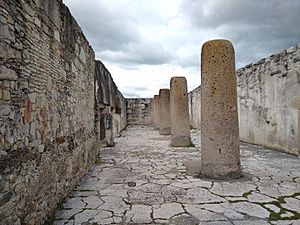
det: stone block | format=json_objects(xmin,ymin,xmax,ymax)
[
  {"xmin": 0, "ymin": 24, "xmax": 14, "ymax": 42},
  {"xmin": 80, "ymin": 47, "xmax": 86, "ymax": 64},
  {"xmin": 3, "ymin": 90, "xmax": 11, "ymax": 101},
  {"xmin": 0, "ymin": 66, "xmax": 18, "ymax": 81},
  {"xmin": 290, "ymin": 96, "xmax": 300, "ymax": 110},
  {"xmin": 29, "ymin": 121, "xmax": 36, "ymax": 136},
  {"xmin": 54, "ymin": 29, "xmax": 60, "ymax": 42},
  {"xmin": 0, "ymin": 104, "xmax": 11, "ymax": 116}
]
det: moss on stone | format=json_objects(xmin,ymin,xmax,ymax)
[
  {"xmin": 43, "ymin": 202, "xmax": 64, "ymax": 225},
  {"xmin": 188, "ymin": 142, "xmax": 195, "ymax": 148},
  {"xmin": 242, "ymin": 191, "xmax": 252, "ymax": 198},
  {"xmin": 228, "ymin": 199, "xmax": 246, "ymax": 203}
]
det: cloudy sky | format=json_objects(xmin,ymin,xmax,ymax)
[{"xmin": 64, "ymin": 0, "xmax": 300, "ymax": 98}]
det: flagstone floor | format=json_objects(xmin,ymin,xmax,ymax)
[{"xmin": 54, "ymin": 126, "xmax": 300, "ymax": 225}]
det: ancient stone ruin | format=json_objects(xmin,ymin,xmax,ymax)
[
  {"xmin": 170, "ymin": 76, "xmax": 191, "ymax": 147},
  {"xmin": 159, "ymin": 89, "xmax": 171, "ymax": 135},
  {"xmin": 200, "ymin": 40, "xmax": 241, "ymax": 179},
  {"xmin": 1, "ymin": 0, "xmax": 300, "ymax": 224}
]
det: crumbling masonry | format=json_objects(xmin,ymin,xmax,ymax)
[{"xmin": 1, "ymin": 0, "xmax": 300, "ymax": 224}]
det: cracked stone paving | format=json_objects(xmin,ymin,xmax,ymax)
[{"xmin": 54, "ymin": 126, "xmax": 300, "ymax": 225}]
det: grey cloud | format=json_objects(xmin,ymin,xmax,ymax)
[
  {"xmin": 98, "ymin": 41, "xmax": 173, "ymax": 66},
  {"xmin": 64, "ymin": 0, "xmax": 173, "ymax": 66},
  {"xmin": 181, "ymin": 0, "xmax": 300, "ymax": 67},
  {"xmin": 65, "ymin": 0, "xmax": 140, "ymax": 51},
  {"xmin": 121, "ymin": 87, "xmax": 149, "ymax": 98},
  {"xmin": 123, "ymin": 91, "xmax": 141, "ymax": 98}
]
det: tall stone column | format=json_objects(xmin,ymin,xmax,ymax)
[
  {"xmin": 170, "ymin": 76, "xmax": 191, "ymax": 146},
  {"xmin": 159, "ymin": 89, "xmax": 171, "ymax": 135},
  {"xmin": 153, "ymin": 95, "xmax": 160, "ymax": 129},
  {"xmin": 200, "ymin": 39, "xmax": 241, "ymax": 179},
  {"xmin": 149, "ymin": 98, "xmax": 154, "ymax": 125}
]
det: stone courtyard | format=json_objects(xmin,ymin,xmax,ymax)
[
  {"xmin": 54, "ymin": 126, "xmax": 300, "ymax": 225},
  {"xmin": 1, "ymin": 1, "xmax": 300, "ymax": 225}
]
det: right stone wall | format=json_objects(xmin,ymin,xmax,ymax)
[{"xmin": 188, "ymin": 43, "xmax": 300, "ymax": 155}]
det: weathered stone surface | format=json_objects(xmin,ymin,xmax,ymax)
[
  {"xmin": 159, "ymin": 89, "xmax": 171, "ymax": 135},
  {"xmin": 247, "ymin": 192, "xmax": 276, "ymax": 203},
  {"xmin": 170, "ymin": 76, "xmax": 191, "ymax": 147},
  {"xmin": 290, "ymin": 96, "xmax": 300, "ymax": 110},
  {"xmin": 0, "ymin": 1, "xmax": 127, "ymax": 224},
  {"xmin": 167, "ymin": 214, "xmax": 199, "ymax": 225},
  {"xmin": 153, "ymin": 95, "xmax": 160, "ymax": 129},
  {"xmin": 230, "ymin": 202, "xmax": 270, "ymax": 219},
  {"xmin": 63, "ymin": 198, "xmax": 86, "ymax": 209},
  {"xmin": 200, "ymin": 39, "xmax": 241, "ymax": 179},
  {"xmin": 74, "ymin": 210, "xmax": 98, "ymax": 224},
  {"xmin": 282, "ymin": 197, "xmax": 300, "ymax": 212},
  {"xmin": 153, "ymin": 203, "xmax": 184, "ymax": 219},
  {"xmin": 264, "ymin": 204, "xmax": 281, "ymax": 213},
  {"xmin": 233, "ymin": 221, "xmax": 270, "ymax": 225},
  {"xmin": 82, "ymin": 196, "xmax": 104, "ymax": 208},
  {"xmin": 177, "ymin": 187, "xmax": 226, "ymax": 204},
  {"xmin": 201, "ymin": 203, "xmax": 244, "ymax": 220},
  {"xmin": 149, "ymin": 98, "xmax": 154, "ymax": 124},
  {"xmin": 189, "ymin": 44, "xmax": 300, "ymax": 155},
  {"xmin": 97, "ymin": 196, "xmax": 129, "ymax": 214},
  {"xmin": 126, "ymin": 98, "xmax": 151, "ymax": 125},
  {"xmin": 55, "ymin": 209, "xmax": 82, "ymax": 220},
  {"xmin": 53, "ymin": 127, "xmax": 300, "ymax": 224},
  {"xmin": 184, "ymin": 204, "xmax": 228, "ymax": 221},
  {"xmin": 210, "ymin": 182, "xmax": 256, "ymax": 196},
  {"xmin": 90, "ymin": 210, "xmax": 113, "ymax": 224},
  {"xmin": 125, "ymin": 204, "xmax": 152, "ymax": 223}
]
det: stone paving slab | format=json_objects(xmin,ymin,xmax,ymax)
[{"xmin": 54, "ymin": 126, "xmax": 300, "ymax": 225}]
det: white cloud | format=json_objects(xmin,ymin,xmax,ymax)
[{"xmin": 64, "ymin": 0, "xmax": 300, "ymax": 98}]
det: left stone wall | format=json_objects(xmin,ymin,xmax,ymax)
[{"xmin": 0, "ymin": 1, "xmax": 125, "ymax": 224}]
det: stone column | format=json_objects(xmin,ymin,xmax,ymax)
[
  {"xmin": 170, "ymin": 76, "xmax": 191, "ymax": 146},
  {"xmin": 153, "ymin": 95, "xmax": 160, "ymax": 129},
  {"xmin": 200, "ymin": 39, "xmax": 241, "ymax": 179},
  {"xmin": 150, "ymin": 98, "xmax": 154, "ymax": 125},
  {"xmin": 290, "ymin": 96, "xmax": 300, "ymax": 155},
  {"xmin": 159, "ymin": 89, "xmax": 171, "ymax": 135}
]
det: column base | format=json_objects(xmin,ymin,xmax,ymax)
[
  {"xmin": 159, "ymin": 127, "xmax": 171, "ymax": 135},
  {"xmin": 171, "ymin": 136, "xmax": 192, "ymax": 147},
  {"xmin": 200, "ymin": 163, "xmax": 241, "ymax": 180}
]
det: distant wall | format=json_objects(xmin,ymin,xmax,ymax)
[
  {"xmin": 126, "ymin": 98, "xmax": 151, "ymax": 125},
  {"xmin": 0, "ymin": 1, "xmax": 126, "ymax": 224},
  {"xmin": 188, "ymin": 44, "xmax": 300, "ymax": 155}
]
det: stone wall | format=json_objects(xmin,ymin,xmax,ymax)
[
  {"xmin": 95, "ymin": 61, "xmax": 127, "ymax": 140},
  {"xmin": 237, "ymin": 44, "xmax": 300, "ymax": 155},
  {"xmin": 126, "ymin": 98, "xmax": 151, "ymax": 125},
  {"xmin": 0, "ymin": 1, "xmax": 126, "ymax": 224},
  {"xmin": 188, "ymin": 43, "xmax": 300, "ymax": 155}
]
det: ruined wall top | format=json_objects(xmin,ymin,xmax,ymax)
[{"xmin": 237, "ymin": 43, "xmax": 300, "ymax": 76}]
